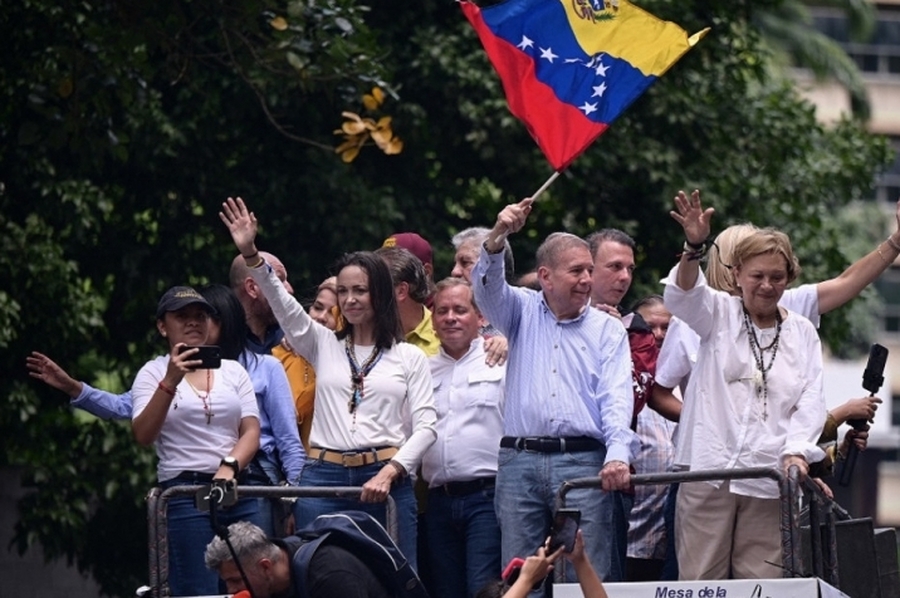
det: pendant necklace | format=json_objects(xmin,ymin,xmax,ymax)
[
  {"xmin": 345, "ymin": 336, "xmax": 383, "ymax": 428},
  {"xmin": 187, "ymin": 369, "xmax": 214, "ymax": 424},
  {"xmin": 742, "ymin": 304, "xmax": 782, "ymax": 422}
]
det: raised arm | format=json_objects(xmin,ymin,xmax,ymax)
[
  {"xmin": 816, "ymin": 198, "xmax": 900, "ymax": 314},
  {"xmin": 669, "ymin": 189, "xmax": 714, "ymax": 291},
  {"xmin": 220, "ymin": 197, "xmax": 322, "ymax": 359}
]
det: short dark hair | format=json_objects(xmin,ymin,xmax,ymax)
[
  {"xmin": 375, "ymin": 246, "xmax": 434, "ymax": 303},
  {"xmin": 585, "ymin": 229, "xmax": 636, "ymax": 258},
  {"xmin": 630, "ymin": 294, "xmax": 664, "ymax": 315},
  {"xmin": 334, "ymin": 251, "xmax": 404, "ymax": 351}
]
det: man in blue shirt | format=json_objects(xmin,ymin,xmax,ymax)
[{"xmin": 472, "ymin": 198, "xmax": 637, "ymax": 582}]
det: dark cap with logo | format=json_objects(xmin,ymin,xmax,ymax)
[{"xmin": 156, "ymin": 286, "xmax": 216, "ymax": 319}]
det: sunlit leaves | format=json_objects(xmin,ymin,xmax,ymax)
[{"xmin": 334, "ymin": 87, "xmax": 403, "ymax": 162}]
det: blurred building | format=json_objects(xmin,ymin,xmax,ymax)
[{"xmin": 796, "ymin": 1, "xmax": 900, "ymax": 525}]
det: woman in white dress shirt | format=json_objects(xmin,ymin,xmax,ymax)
[
  {"xmin": 663, "ymin": 190, "xmax": 826, "ymax": 580},
  {"xmin": 220, "ymin": 197, "xmax": 436, "ymax": 570}
]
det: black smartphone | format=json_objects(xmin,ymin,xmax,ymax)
[
  {"xmin": 547, "ymin": 508, "xmax": 581, "ymax": 553},
  {"xmin": 178, "ymin": 345, "xmax": 221, "ymax": 369}
]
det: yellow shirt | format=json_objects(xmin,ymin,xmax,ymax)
[
  {"xmin": 271, "ymin": 343, "xmax": 315, "ymax": 452},
  {"xmin": 406, "ymin": 308, "xmax": 440, "ymax": 356}
]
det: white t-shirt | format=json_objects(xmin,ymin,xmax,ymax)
[
  {"xmin": 663, "ymin": 269, "xmax": 826, "ymax": 498},
  {"xmin": 132, "ymin": 356, "xmax": 259, "ymax": 482}
]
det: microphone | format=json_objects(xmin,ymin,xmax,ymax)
[{"xmin": 839, "ymin": 343, "xmax": 887, "ymax": 487}]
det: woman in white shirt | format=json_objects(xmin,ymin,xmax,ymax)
[
  {"xmin": 663, "ymin": 190, "xmax": 826, "ymax": 580},
  {"xmin": 220, "ymin": 197, "xmax": 436, "ymax": 570},
  {"xmin": 131, "ymin": 286, "xmax": 261, "ymax": 596}
]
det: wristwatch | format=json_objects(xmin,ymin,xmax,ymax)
[{"xmin": 220, "ymin": 456, "xmax": 240, "ymax": 477}]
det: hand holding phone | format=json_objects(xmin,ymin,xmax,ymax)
[
  {"xmin": 178, "ymin": 345, "xmax": 221, "ymax": 370},
  {"xmin": 547, "ymin": 508, "xmax": 581, "ymax": 553}
]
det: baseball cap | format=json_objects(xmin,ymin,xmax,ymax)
[
  {"xmin": 156, "ymin": 286, "xmax": 216, "ymax": 319},
  {"xmin": 382, "ymin": 232, "xmax": 433, "ymax": 266}
]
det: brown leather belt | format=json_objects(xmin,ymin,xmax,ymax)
[{"xmin": 311, "ymin": 447, "xmax": 399, "ymax": 468}]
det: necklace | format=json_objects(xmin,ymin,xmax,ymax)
[
  {"xmin": 742, "ymin": 304, "xmax": 782, "ymax": 422},
  {"xmin": 186, "ymin": 369, "xmax": 214, "ymax": 424},
  {"xmin": 345, "ymin": 336, "xmax": 383, "ymax": 416}
]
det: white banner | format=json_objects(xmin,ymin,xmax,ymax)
[{"xmin": 554, "ymin": 578, "xmax": 848, "ymax": 598}]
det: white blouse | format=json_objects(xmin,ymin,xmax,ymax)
[
  {"xmin": 249, "ymin": 261, "xmax": 436, "ymax": 473},
  {"xmin": 663, "ymin": 266, "xmax": 826, "ymax": 498}
]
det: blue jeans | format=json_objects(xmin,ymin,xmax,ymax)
[
  {"xmin": 294, "ymin": 459, "xmax": 418, "ymax": 571},
  {"xmin": 246, "ymin": 451, "xmax": 286, "ymax": 537},
  {"xmin": 425, "ymin": 486, "xmax": 502, "ymax": 598},
  {"xmin": 495, "ymin": 447, "xmax": 619, "ymax": 582},
  {"xmin": 612, "ymin": 490, "xmax": 634, "ymax": 582},
  {"xmin": 660, "ymin": 482, "xmax": 679, "ymax": 581},
  {"xmin": 160, "ymin": 477, "xmax": 264, "ymax": 596}
]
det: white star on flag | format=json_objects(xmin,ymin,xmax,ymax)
[
  {"xmin": 594, "ymin": 61, "xmax": 609, "ymax": 77},
  {"xmin": 591, "ymin": 82, "xmax": 607, "ymax": 98},
  {"xmin": 539, "ymin": 47, "xmax": 558, "ymax": 63},
  {"xmin": 579, "ymin": 101, "xmax": 598, "ymax": 116},
  {"xmin": 517, "ymin": 36, "xmax": 534, "ymax": 50}
]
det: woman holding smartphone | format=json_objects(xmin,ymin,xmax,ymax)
[
  {"xmin": 131, "ymin": 285, "xmax": 262, "ymax": 596},
  {"xmin": 220, "ymin": 197, "xmax": 436, "ymax": 571}
]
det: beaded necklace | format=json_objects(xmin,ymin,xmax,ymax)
[
  {"xmin": 185, "ymin": 369, "xmax": 214, "ymax": 424},
  {"xmin": 345, "ymin": 336, "xmax": 383, "ymax": 418},
  {"xmin": 742, "ymin": 304, "xmax": 782, "ymax": 422}
]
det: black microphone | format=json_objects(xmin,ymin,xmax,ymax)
[{"xmin": 839, "ymin": 343, "xmax": 887, "ymax": 487}]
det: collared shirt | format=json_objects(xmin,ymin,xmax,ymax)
[
  {"xmin": 241, "ymin": 351, "xmax": 306, "ymax": 484},
  {"xmin": 422, "ymin": 337, "xmax": 506, "ymax": 487},
  {"xmin": 472, "ymin": 246, "xmax": 637, "ymax": 465},
  {"xmin": 406, "ymin": 308, "xmax": 441, "ymax": 356},
  {"xmin": 246, "ymin": 325, "xmax": 285, "ymax": 354},
  {"xmin": 626, "ymin": 407, "xmax": 675, "ymax": 560},
  {"xmin": 663, "ymin": 266, "xmax": 826, "ymax": 498},
  {"xmin": 656, "ymin": 284, "xmax": 820, "ymax": 394}
]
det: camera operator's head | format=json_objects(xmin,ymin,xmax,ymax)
[{"xmin": 205, "ymin": 521, "xmax": 289, "ymax": 598}]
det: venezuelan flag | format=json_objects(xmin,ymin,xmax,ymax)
[{"xmin": 461, "ymin": 0, "xmax": 708, "ymax": 171}]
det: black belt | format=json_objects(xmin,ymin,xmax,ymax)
[
  {"xmin": 432, "ymin": 477, "xmax": 496, "ymax": 497},
  {"xmin": 500, "ymin": 436, "xmax": 601, "ymax": 453}
]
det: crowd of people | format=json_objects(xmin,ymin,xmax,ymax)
[{"xmin": 24, "ymin": 190, "xmax": 897, "ymax": 597}]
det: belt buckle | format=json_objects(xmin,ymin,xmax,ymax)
[
  {"xmin": 515, "ymin": 438, "xmax": 529, "ymax": 452},
  {"xmin": 341, "ymin": 452, "xmax": 364, "ymax": 467}
]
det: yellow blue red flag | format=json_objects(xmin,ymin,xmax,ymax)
[{"xmin": 461, "ymin": 0, "xmax": 708, "ymax": 171}]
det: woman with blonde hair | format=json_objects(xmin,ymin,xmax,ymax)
[{"xmin": 664, "ymin": 190, "xmax": 826, "ymax": 579}]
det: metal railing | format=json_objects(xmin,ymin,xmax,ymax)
[
  {"xmin": 145, "ymin": 485, "xmax": 397, "ymax": 598},
  {"xmin": 555, "ymin": 466, "xmax": 851, "ymax": 587}
]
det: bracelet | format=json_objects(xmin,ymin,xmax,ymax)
[
  {"xmin": 877, "ymin": 246, "xmax": 891, "ymax": 266},
  {"xmin": 684, "ymin": 238, "xmax": 706, "ymax": 250},
  {"xmin": 388, "ymin": 459, "xmax": 406, "ymax": 478},
  {"xmin": 242, "ymin": 250, "xmax": 259, "ymax": 261},
  {"xmin": 887, "ymin": 236, "xmax": 900, "ymax": 253},
  {"xmin": 680, "ymin": 241, "xmax": 708, "ymax": 262},
  {"xmin": 247, "ymin": 255, "xmax": 264, "ymax": 269},
  {"xmin": 158, "ymin": 381, "xmax": 176, "ymax": 396}
]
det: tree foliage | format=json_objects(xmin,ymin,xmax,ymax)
[{"xmin": 0, "ymin": 0, "xmax": 892, "ymax": 594}]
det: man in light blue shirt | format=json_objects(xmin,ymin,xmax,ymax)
[{"xmin": 472, "ymin": 198, "xmax": 637, "ymax": 583}]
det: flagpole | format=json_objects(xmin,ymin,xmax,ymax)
[
  {"xmin": 489, "ymin": 170, "xmax": 562, "ymax": 247},
  {"xmin": 531, "ymin": 170, "xmax": 561, "ymax": 201}
]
